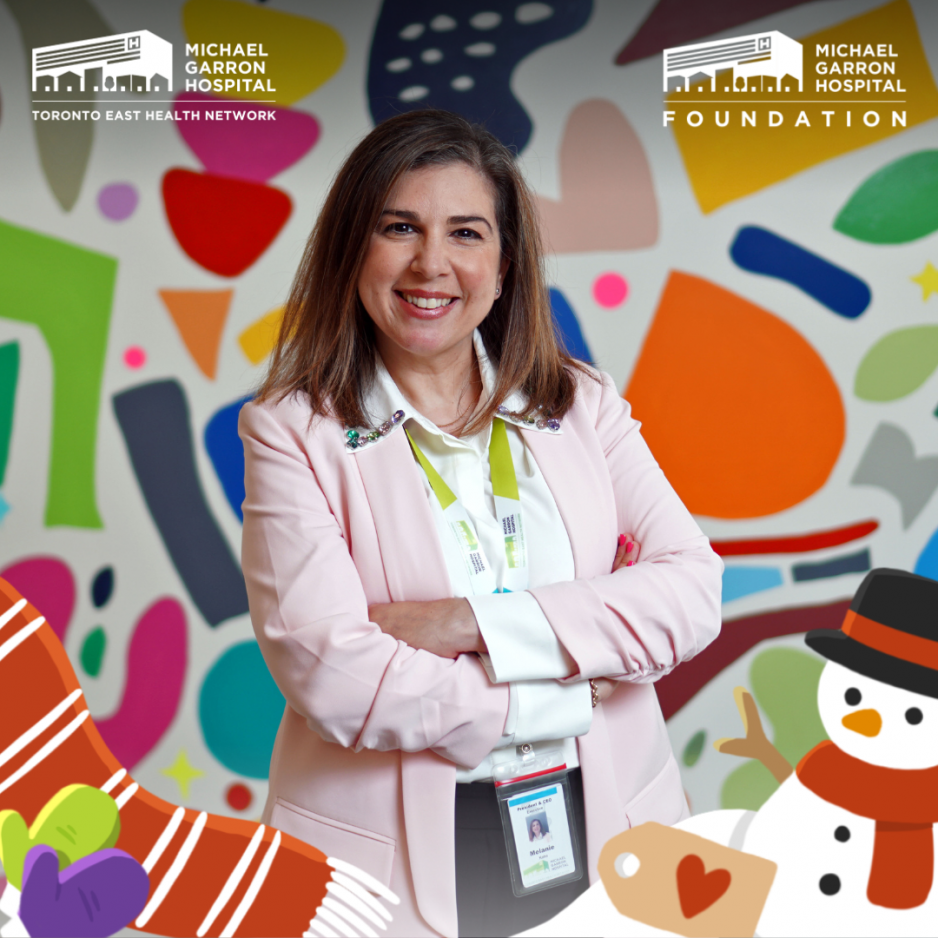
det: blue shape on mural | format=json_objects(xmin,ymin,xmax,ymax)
[
  {"xmin": 113, "ymin": 380, "xmax": 248, "ymax": 627},
  {"xmin": 91, "ymin": 566, "xmax": 114, "ymax": 608},
  {"xmin": 915, "ymin": 529, "xmax": 938, "ymax": 581},
  {"xmin": 205, "ymin": 396, "xmax": 252, "ymax": 523},
  {"xmin": 0, "ymin": 492, "xmax": 8, "ymax": 524},
  {"xmin": 792, "ymin": 548, "xmax": 871, "ymax": 582},
  {"xmin": 550, "ymin": 287, "xmax": 592, "ymax": 362},
  {"xmin": 367, "ymin": 1, "xmax": 594, "ymax": 152},
  {"xmin": 722, "ymin": 566, "xmax": 783, "ymax": 603},
  {"xmin": 199, "ymin": 640, "xmax": 285, "ymax": 779},
  {"xmin": 730, "ymin": 226, "xmax": 871, "ymax": 319}
]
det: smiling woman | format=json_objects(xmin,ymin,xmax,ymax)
[{"xmin": 240, "ymin": 110, "xmax": 722, "ymax": 937}]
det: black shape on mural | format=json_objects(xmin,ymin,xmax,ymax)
[{"xmin": 113, "ymin": 380, "xmax": 248, "ymax": 626}]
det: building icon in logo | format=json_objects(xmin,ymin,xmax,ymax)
[
  {"xmin": 32, "ymin": 30, "xmax": 172, "ymax": 94},
  {"xmin": 663, "ymin": 31, "xmax": 803, "ymax": 93}
]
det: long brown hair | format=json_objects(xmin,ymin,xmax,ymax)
[{"xmin": 257, "ymin": 109, "xmax": 594, "ymax": 435}]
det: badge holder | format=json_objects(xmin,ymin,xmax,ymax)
[{"xmin": 494, "ymin": 747, "xmax": 584, "ymax": 897}]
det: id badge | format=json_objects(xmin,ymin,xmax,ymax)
[{"xmin": 494, "ymin": 750, "xmax": 584, "ymax": 897}]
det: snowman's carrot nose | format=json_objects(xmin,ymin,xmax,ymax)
[{"xmin": 842, "ymin": 708, "xmax": 883, "ymax": 737}]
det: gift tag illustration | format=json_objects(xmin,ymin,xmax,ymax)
[{"xmin": 598, "ymin": 822, "xmax": 776, "ymax": 937}]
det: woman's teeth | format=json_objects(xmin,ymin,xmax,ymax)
[{"xmin": 401, "ymin": 293, "xmax": 454, "ymax": 309}]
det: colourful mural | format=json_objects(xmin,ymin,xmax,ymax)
[{"xmin": 1, "ymin": 3, "xmax": 938, "ymax": 928}]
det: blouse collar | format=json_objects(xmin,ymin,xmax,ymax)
[{"xmin": 343, "ymin": 330, "xmax": 562, "ymax": 453}]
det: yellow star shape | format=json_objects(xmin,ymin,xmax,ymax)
[
  {"xmin": 911, "ymin": 262, "xmax": 938, "ymax": 301},
  {"xmin": 160, "ymin": 749, "xmax": 205, "ymax": 800}
]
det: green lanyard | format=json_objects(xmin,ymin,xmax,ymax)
[{"xmin": 406, "ymin": 418, "xmax": 527, "ymax": 593}]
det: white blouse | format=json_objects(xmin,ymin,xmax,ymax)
[{"xmin": 364, "ymin": 332, "xmax": 593, "ymax": 782}]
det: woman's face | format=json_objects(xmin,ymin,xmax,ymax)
[
  {"xmin": 531, "ymin": 819, "xmax": 541, "ymax": 836},
  {"xmin": 358, "ymin": 162, "xmax": 509, "ymax": 369}
]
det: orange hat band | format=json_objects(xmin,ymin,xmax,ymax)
[{"xmin": 842, "ymin": 610, "xmax": 938, "ymax": 672}]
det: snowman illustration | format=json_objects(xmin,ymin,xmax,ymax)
[
  {"xmin": 518, "ymin": 569, "xmax": 938, "ymax": 938},
  {"xmin": 729, "ymin": 567, "xmax": 938, "ymax": 936}
]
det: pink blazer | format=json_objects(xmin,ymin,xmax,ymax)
[{"xmin": 239, "ymin": 371, "xmax": 722, "ymax": 937}]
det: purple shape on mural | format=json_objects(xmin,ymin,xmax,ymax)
[
  {"xmin": 96, "ymin": 597, "xmax": 187, "ymax": 769},
  {"xmin": 96, "ymin": 184, "xmax": 139, "ymax": 221},
  {"xmin": 20, "ymin": 845, "xmax": 149, "ymax": 938},
  {"xmin": 173, "ymin": 91, "xmax": 320, "ymax": 182},
  {"xmin": 0, "ymin": 556, "xmax": 75, "ymax": 642}
]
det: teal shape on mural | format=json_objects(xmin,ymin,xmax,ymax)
[{"xmin": 199, "ymin": 640, "xmax": 285, "ymax": 779}]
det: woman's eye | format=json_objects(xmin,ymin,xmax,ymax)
[
  {"xmin": 453, "ymin": 228, "xmax": 481, "ymax": 239},
  {"xmin": 384, "ymin": 222, "xmax": 414, "ymax": 234}
]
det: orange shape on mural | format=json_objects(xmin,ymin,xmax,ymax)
[
  {"xmin": 158, "ymin": 289, "xmax": 232, "ymax": 379},
  {"xmin": 670, "ymin": 0, "xmax": 938, "ymax": 213},
  {"xmin": 625, "ymin": 271, "xmax": 844, "ymax": 518}
]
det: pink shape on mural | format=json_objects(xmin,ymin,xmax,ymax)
[
  {"xmin": 537, "ymin": 99, "xmax": 658, "ymax": 254},
  {"xmin": 0, "ymin": 556, "xmax": 75, "ymax": 642},
  {"xmin": 123, "ymin": 345, "xmax": 147, "ymax": 369},
  {"xmin": 593, "ymin": 272, "xmax": 629, "ymax": 308},
  {"xmin": 173, "ymin": 91, "xmax": 320, "ymax": 182},
  {"xmin": 96, "ymin": 597, "xmax": 187, "ymax": 769}
]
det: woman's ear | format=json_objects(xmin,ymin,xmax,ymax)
[{"xmin": 498, "ymin": 255, "xmax": 510, "ymax": 292}]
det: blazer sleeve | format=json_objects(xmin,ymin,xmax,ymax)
[
  {"xmin": 239, "ymin": 400, "xmax": 509, "ymax": 769},
  {"xmin": 529, "ymin": 372, "xmax": 724, "ymax": 683}
]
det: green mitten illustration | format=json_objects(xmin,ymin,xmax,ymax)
[{"xmin": 0, "ymin": 784, "xmax": 120, "ymax": 890}]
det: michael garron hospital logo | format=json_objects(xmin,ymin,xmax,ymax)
[
  {"xmin": 662, "ymin": 29, "xmax": 907, "ymax": 130},
  {"xmin": 31, "ymin": 30, "xmax": 278, "ymax": 123}
]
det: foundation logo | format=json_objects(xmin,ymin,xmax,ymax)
[
  {"xmin": 663, "ymin": 31, "xmax": 803, "ymax": 94},
  {"xmin": 32, "ymin": 30, "xmax": 172, "ymax": 94}
]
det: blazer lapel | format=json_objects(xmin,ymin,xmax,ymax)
[
  {"xmin": 355, "ymin": 430, "xmax": 453, "ymax": 601},
  {"xmin": 355, "ymin": 432, "xmax": 459, "ymax": 936}
]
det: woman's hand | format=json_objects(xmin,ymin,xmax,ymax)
[
  {"xmin": 592, "ymin": 677, "xmax": 618, "ymax": 703},
  {"xmin": 612, "ymin": 533, "xmax": 640, "ymax": 572},
  {"xmin": 368, "ymin": 598, "xmax": 486, "ymax": 659}
]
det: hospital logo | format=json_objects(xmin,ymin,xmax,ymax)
[
  {"xmin": 663, "ymin": 31, "xmax": 803, "ymax": 94},
  {"xmin": 32, "ymin": 30, "xmax": 173, "ymax": 94}
]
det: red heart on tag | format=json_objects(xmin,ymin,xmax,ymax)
[{"xmin": 676, "ymin": 853, "xmax": 732, "ymax": 918}]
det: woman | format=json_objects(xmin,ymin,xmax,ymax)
[
  {"xmin": 529, "ymin": 818, "xmax": 551, "ymax": 843},
  {"xmin": 240, "ymin": 109, "xmax": 722, "ymax": 938}
]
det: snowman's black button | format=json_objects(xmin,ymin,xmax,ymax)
[
  {"xmin": 819, "ymin": 874, "xmax": 841, "ymax": 895},
  {"xmin": 834, "ymin": 826, "xmax": 850, "ymax": 842}
]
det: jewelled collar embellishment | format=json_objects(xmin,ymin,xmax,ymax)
[
  {"xmin": 496, "ymin": 405, "xmax": 561, "ymax": 432},
  {"xmin": 345, "ymin": 409, "xmax": 405, "ymax": 451}
]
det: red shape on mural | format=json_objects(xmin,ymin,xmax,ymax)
[
  {"xmin": 655, "ymin": 599, "xmax": 851, "ymax": 719},
  {"xmin": 161, "ymin": 168, "xmax": 292, "ymax": 277},
  {"xmin": 712, "ymin": 520, "xmax": 879, "ymax": 557}
]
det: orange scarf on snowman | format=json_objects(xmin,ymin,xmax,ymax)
[{"xmin": 797, "ymin": 740, "xmax": 938, "ymax": 909}]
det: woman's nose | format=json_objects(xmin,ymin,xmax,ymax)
[{"xmin": 410, "ymin": 234, "xmax": 449, "ymax": 279}]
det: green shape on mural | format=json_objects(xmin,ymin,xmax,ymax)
[
  {"xmin": 0, "ymin": 342, "xmax": 20, "ymax": 486},
  {"xmin": 0, "ymin": 785, "xmax": 120, "ymax": 890},
  {"xmin": 682, "ymin": 730, "xmax": 706, "ymax": 767},
  {"xmin": 720, "ymin": 648, "xmax": 827, "ymax": 811},
  {"xmin": 834, "ymin": 150, "xmax": 938, "ymax": 244},
  {"xmin": 5, "ymin": 0, "xmax": 112, "ymax": 211},
  {"xmin": 855, "ymin": 326, "xmax": 938, "ymax": 402},
  {"xmin": 0, "ymin": 219, "xmax": 116, "ymax": 527},
  {"xmin": 80, "ymin": 626, "xmax": 107, "ymax": 677}
]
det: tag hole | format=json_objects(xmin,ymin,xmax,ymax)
[{"xmin": 615, "ymin": 852, "xmax": 640, "ymax": 878}]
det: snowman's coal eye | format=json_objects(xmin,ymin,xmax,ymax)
[
  {"xmin": 844, "ymin": 688, "xmax": 862, "ymax": 706},
  {"xmin": 905, "ymin": 708, "xmax": 923, "ymax": 725}
]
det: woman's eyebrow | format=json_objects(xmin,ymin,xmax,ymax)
[{"xmin": 379, "ymin": 209, "xmax": 493, "ymax": 232}]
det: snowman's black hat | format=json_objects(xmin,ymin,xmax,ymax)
[{"xmin": 806, "ymin": 568, "xmax": 938, "ymax": 698}]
